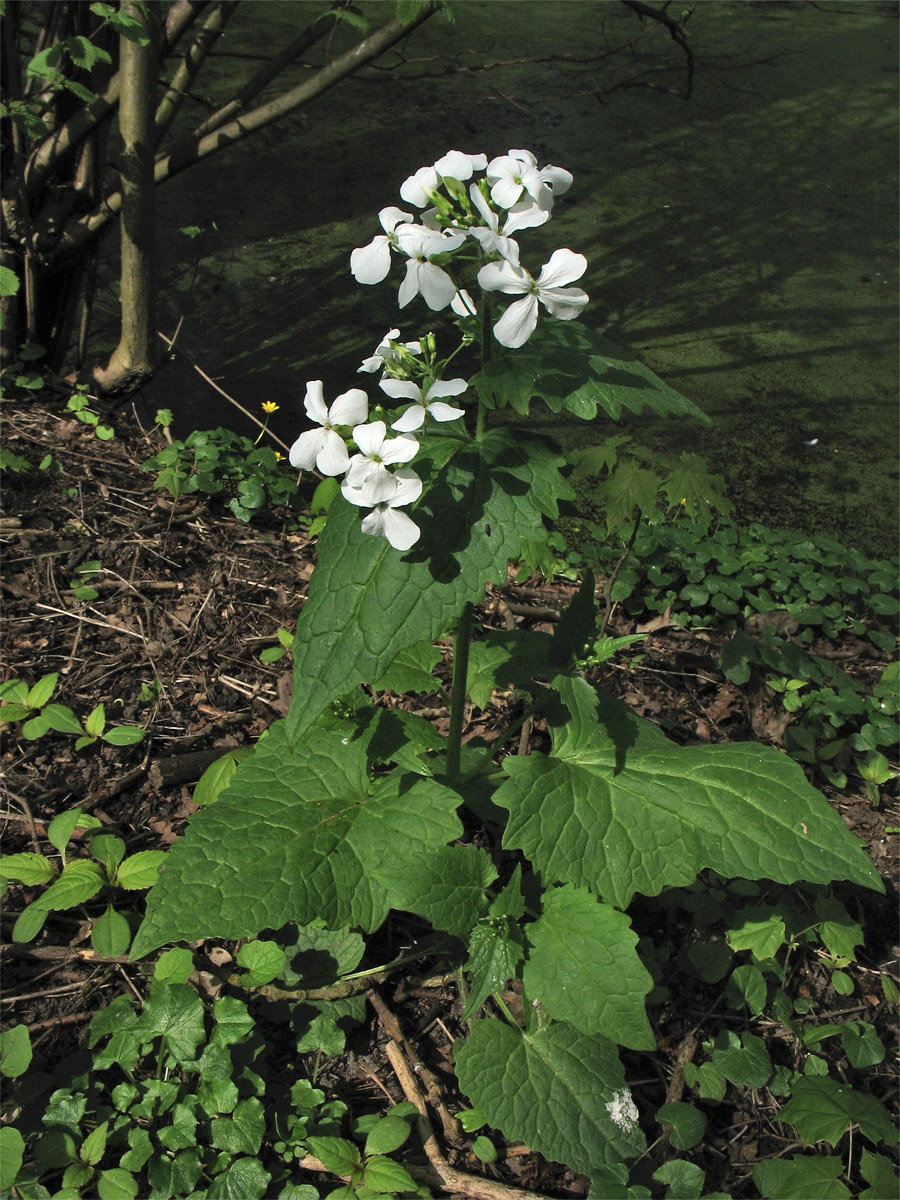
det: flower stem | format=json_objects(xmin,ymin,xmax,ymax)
[
  {"xmin": 475, "ymin": 298, "xmax": 494, "ymax": 442},
  {"xmin": 446, "ymin": 601, "xmax": 475, "ymax": 783}
]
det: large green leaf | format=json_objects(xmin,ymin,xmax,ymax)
[
  {"xmin": 132, "ymin": 721, "xmax": 467, "ymax": 957},
  {"xmin": 455, "ymin": 1017, "xmax": 645, "ymax": 1182},
  {"xmin": 523, "ymin": 885, "xmax": 655, "ymax": 1050},
  {"xmin": 472, "ymin": 322, "xmax": 710, "ymax": 423},
  {"xmin": 287, "ymin": 429, "xmax": 572, "ymax": 745},
  {"xmin": 495, "ymin": 677, "xmax": 882, "ymax": 909}
]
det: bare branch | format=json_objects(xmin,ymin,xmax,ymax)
[{"xmin": 57, "ymin": 3, "xmax": 437, "ymax": 256}]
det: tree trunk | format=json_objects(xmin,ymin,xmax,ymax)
[{"xmin": 91, "ymin": 2, "xmax": 160, "ymax": 395}]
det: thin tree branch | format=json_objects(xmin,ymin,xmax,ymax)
[
  {"xmin": 154, "ymin": 2, "xmax": 238, "ymax": 146},
  {"xmin": 55, "ymin": 3, "xmax": 436, "ymax": 257}
]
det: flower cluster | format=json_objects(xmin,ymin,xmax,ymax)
[
  {"xmin": 350, "ymin": 148, "xmax": 588, "ymax": 348},
  {"xmin": 288, "ymin": 375, "xmax": 465, "ymax": 551}
]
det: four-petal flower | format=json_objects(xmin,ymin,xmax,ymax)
[
  {"xmin": 381, "ymin": 377, "xmax": 467, "ymax": 432},
  {"xmin": 486, "ymin": 149, "xmax": 572, "ymax": 214},
  {"xmin": 344, "ymin": 420, "xmax": 419, "ymax": 504},
  {"xmin": 288, "ymin": 381, "xmax": 368, "ymax": 475},
  {"xmin": 477, "ymin": 249, "xmax": 588, "ymax": 348},
  {"xmin": 350, "ymin": 206, "xmax": 413, "ymax": 285},
  {"xmin": 342, "ymin": 467, "xmax": 423, "ymax": 551}
]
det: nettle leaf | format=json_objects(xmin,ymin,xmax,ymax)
[
  {"xmin": 133, "ymin": 722, "xmax": 465, "ymax": 956},
  {"xmin": 495, "ymin": 677, "xmax": 882, "ymax": 910},
  {"xmin": 1, "ymin": 852, "xmax": 56, "ymax": 886},
  {"xmin": 522, "ymin": 885, "xmax": 655, "ymax": 1050},
  {"xmin": 463, "ymin": 917, "xmax": 526, "ymax": 1020},
  {"xmin": 456, "ymin": 1017, "xmax": 645, "ymax": 1183},
  {"xmin": 473, "ymin": 322, "xmax": 709, "ymax": 423},
  {"xmin": 287, "ymin": 429, "xmax": 572, "ymax": 744}
]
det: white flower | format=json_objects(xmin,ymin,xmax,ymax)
[
  {"xmin": 342, "ymin": 467, "xmax": 423, "ymax": 551},
  {"xmin": 400, "ymin": 165, "xmax": 441, "ymax": 208},
  {"xmin": 434, "ymin": 149, "xmax": 488, "ymax": 181},
  {"xmin": 381, "ymin": 377, "xmax": 466, "ymax": 432},
  {"xmin": 350, "ymin": 206, "xmax": 413, "ymax": 285},
  {"xmin": 395, "ymin": 225, "xmax": 466, "ymax": 310},
  {"xmin": 344, "ymin": 420, "xmax": 419, "ymax": 503},
  {"xmin": 486, "ymin": 149, "xmax": 572, "ymax": 214},
  {"xmin": 605, "ymin": 1089, "xmax": 639, "ymax": 1133},
  {"xmin": 401, "ymin": 151, "xmax": 488, "ymax": 206},
  {"xmin": 477, "ymin": 248, "xmax": 588, "ymax": 348},
  {"xmin": 358, "ymin": 329, "xmax": 422, "ymax": 374},
  {"xmin": 451, "ymin": 288, "xmax": 477, "ymax": 317},
  {"xmin": 288, "ymin": 381, "xmax": 368, "ymax": 475},
  {"xmin": 467, "ymin": 183, "xmax": 523, "ymax": 265}
]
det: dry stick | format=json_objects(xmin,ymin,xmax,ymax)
[
  {"xmin": 367, "ymin": 987, "xmax": 460, "ymax": 1146},
  {"xmin": 383, "ymin": 1040, "xmax": 549, "ymax": 1200},
  {"xmin": 156, "ymin": 330, "xmax": 292, "ymax": 452},
  {"xmin": 598, "ymin": 510, "xmax": 642, "ymax": 639}
]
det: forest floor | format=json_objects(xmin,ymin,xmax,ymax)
[{"xmin": 1, "ymin": 394, "xmax": 897, "ymax": 1198}]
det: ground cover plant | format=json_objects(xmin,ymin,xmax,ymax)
[{"xmin": 1, "ymin": 148, "xmax": 898, "ymax": 1199}]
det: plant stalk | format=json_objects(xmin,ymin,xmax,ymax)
[{"xmin": 446, "ymin": 602, "xmax": 475, "ymax": 783}]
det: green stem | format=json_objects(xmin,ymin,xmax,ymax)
[
  {"xmin": 446, "ymin": 602, "xmax": 475, "ymax": 783},
  {"xmin": 475, "ymin": 297, "xmax": 494, "ymax": 442},
  {"xmin": 458, "ymin": 697, "xmax": 540, "ymax": 787}
]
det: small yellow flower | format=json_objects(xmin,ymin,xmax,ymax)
[
  {"xmin": 275, "ymin": 451, "xmax": 284, "ymax": 461},
  {"xmin": 262, "ymin": 401, "xmax": 279, "ymax": 414}
]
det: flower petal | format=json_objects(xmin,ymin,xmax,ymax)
[
  {"xmin": 379, "ymin": 205, "xmax": 413, "ymax": 233},
  {"xmin": 426, "ymin": 378, "xmax": 467, "ymax": 400},
  {"xmin": 379, "ymin": 379, "xmax": 423, "ymax": 402},
  {"xmin": 350, "ymin": 236, "xmax": 392, "ymax": 285},
  {"xmin": 503, "ymin": 200, "xmax": 548, "ymax": 235},
  {"xmin": 539, "ymin": 286, "xmax": 590, "ymax": 320},
  {"xmin": 435, "ymin": 150, "xmax": 487, "ymax": 180},
  {"xmin": 398, "ymin": 261, "xmax": 420, "ymax": 309},
  {"xmin": 379, "ymin": 432, "xmax": 419, "ymax": 466},
  {"xmin": 352, "ymin": 420, "xmax": 387, "ymax": 457},
  {"xmin": 330, "ymin": 388, "xmax": 369, "ymax": 426},
  {"xmin": 451, "ymin": 288, "xmax": 478, "ymax": 316},
  {"xmin": 399, "ymin": 166, "xmax": 439, "ymax": 207},
  {"xmin": 389, "ymin": 467, "xmax": 423, "ymax": 507},
  {"xmin": 289, "ymin": 428, "xmax": 325, "ymax": 471},
  {"xmin": 391, "ymin": 406, "xmax": 425, "ymax": 432},
  {"xmin": 492, "ymin": 294, "xmax": 539, "ymax": 348},
  {"xmin": 303, "ymin": 380, "xmax": 328, "ymax": 425},
  {"xmin": 477, "ymin": 259, "xmax": 530, "ymax": 295},
  {"xmin": 426, "ymin": 401, "xmax": 465, "ymax": 423},
  {"xmin": 376, "ymin": 506, "xmax": 421, "ymax": 551},
  {"xmin": 538, "ymin": 165, "xmax": 573, "ymax": 196},
  {"xmin": 316, "ymin": 430, "xmax": 351, "ymax": 476},
  {"xmin": 536, "ymin": 248, "xmax": 587, "ymax": 289},
  {"xmin": 417, "ymin": 262, "xmax": 458, "ymax": 311}
]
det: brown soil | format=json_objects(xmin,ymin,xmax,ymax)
[{"xmin": 1, "ymin": 391, "xmax": 897, "ymax": 1198}]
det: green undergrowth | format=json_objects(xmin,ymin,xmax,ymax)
[{"xmin": 552, "ymin": 511, "xmax": 899, "ymax": 796}]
